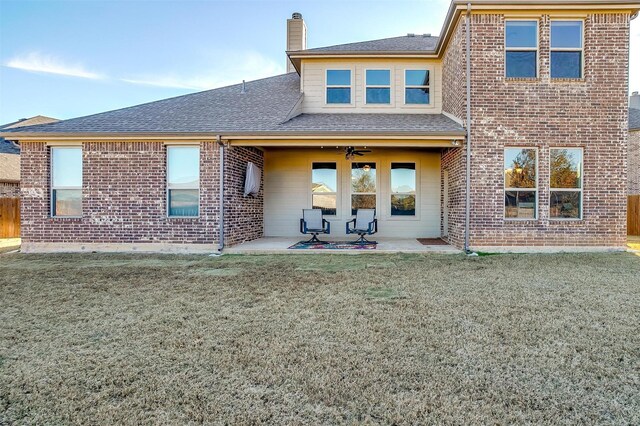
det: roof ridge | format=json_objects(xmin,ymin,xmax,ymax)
[{"xmin": 303, "ymin": 34, "xmax": 439, "ymax": 52}]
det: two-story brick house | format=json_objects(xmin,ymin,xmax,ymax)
[{"xmin": 1, "ymin": 0, "xmax": 638, "ymax": 253}]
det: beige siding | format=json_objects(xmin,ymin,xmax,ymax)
[
  {"xmin": 264, "ymin": 147, "xmax": 441, "ymax": 238},
  {"xmin": 301, "ymin": 58, "xmax": 443, "ymax": 114}
]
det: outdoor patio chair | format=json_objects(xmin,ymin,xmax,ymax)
[
  {"xmin": 300, "ymin": 209, "xmax": 331, "ymax": 243},
  {"xmin": 346, "ymin": 209, "xmax": 378, "ymax": 244}
]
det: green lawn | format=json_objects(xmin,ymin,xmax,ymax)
[{"xmin": 1, "ymin": 252, "xmax": 639, "ymax": 424}]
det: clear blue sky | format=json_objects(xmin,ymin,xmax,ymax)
[{"xmin": 0, "ymin": 0, "xmax": 638, "ymax": 124}]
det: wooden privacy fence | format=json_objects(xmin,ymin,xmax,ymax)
[
  {"xmin": 0, "ymin": 197, "xmax": 20, "ymax": 238},
  {"xmin": 629, "ymin": 195, "xmax": 640, "ymax": 236}
]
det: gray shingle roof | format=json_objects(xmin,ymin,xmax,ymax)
[
  {"xmin": 278, "ymin": 113, "xmax": 464, "ymax": 134},
  {"xmin": 630, "ymin": 108, "xmax": 640, "ymax": 131},
  {"xmin": 0, "ymin": 72, "xmax": 464, "ymax": 136},
  {"xmin": 301, "ymin": 35, "xmax": 439, "ymax": 53},
  {"xmin": 0, "ymin": 139, "xmax": 20, "ymax": 154}
]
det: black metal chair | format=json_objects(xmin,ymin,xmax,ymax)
[
  {"xmin": 346, "ymin": 209, "xmax": 377, "ymax": 244},
  {"xmin": 300, "ymin": 209, "xmax": 331, "ymax": 243}
]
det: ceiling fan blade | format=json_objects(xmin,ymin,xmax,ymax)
[{"xmin": 355, "ymin": 152, "xmax": 364, "ymax": 156}]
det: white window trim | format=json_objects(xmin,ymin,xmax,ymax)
[
  {"xmin": 50, "ymin": 146, "xmax": 83, "ymax": 218},
  {"xmin": 550, "ymin": 19, "xmax": 585, "ymax": 79},
  {"xmin": 403, "ymin": 69, "xmax": 432, "ymax": 106},
  {"xmin": 389, "ymin": 162, "xmax": 418, "ymax": 218},
  {"xmin": 504, "ymin": 19, "xmax": 539, "ymax": 79},
  {"xmin": 310, "ymin": 161, "xmax": 339, "ymax": 217},
  {"xmin": 363, "ymin": 68, "xmax": 393, "ymax": 106},
  {"xmin": 324, "ymin": 68, "xmax": 354, "ymax": 106},
  {"xmin": 166, "ymin": 145, "xmax": 200, "ymax": 218},
  {"xmin": 350, "ymin": 161, "xmax": 378, "ymax": 216},
  {"xmin": 504, "ymin": 147, "xmax": 539, "ymax": 220},
  {"xmin": 549, "ymin": 147, "xmax": 584, "ymax": 221}
]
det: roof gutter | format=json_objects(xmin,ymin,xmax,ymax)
[{"xmin": 464, "ymin": 2, "xmax": 472, "ymax": 254}]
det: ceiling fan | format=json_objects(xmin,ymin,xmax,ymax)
[{"xmin": 343, "ymin": 146, "xmax": 371, "ymax": 160}]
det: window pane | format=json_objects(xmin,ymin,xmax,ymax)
[
  {"xmin": 406, "ymin": 70, "xmax": 429, "ymax": 86},
  {"xmin": 550, "ymin": 149, "xmax": 582, "ymax": 188},
  {"xmin": 53, "ymin": 189, "xmax": 82, "ymax": 216},
  {"xmin": 551, "ymin": 21, "xmax": 582, "ymax": 48},
  {"xmin": 312, "ymin": 163, "xmax": 337, "ymax": 193},
  {"xmin": 550, "ymin": 191, "xmax": 581, "ymax": 219},
  {"xmin": 327, "ymin": 70, "xmax": 351, "ymax": 86},
  {"xmin": 52, "ymin": 148, "xmax": 82, "ymax": 187},
  {"xmin": 352, "ymin": 194, "xmax": 376, "ymax": 215},
  {"xmin": 168, "ymin": 147, "xmax": 199, "ymax": 188},
  {"xmin": 312, "ymin": 194, "xmax": 336, "ymax": 215},
  {"xmin": 505, "ymin": 191, "xmax": 536, "ymax": 219},
  {"xmin": 366, "ymin": 69, "xmax": 390, "ymax": 86},
  {"xmin": 366, "ymin": 88, "xmax": 390, "ymax": 104},
  {"xmin": 505, "ymin": 21, "xmax": 537, "ymax": 48},
  {"xmin": 506, "ymin": 51, "xmax": 537, "ymax": 78},
  {"xmin": 405, "ymin": 88, "xmax": 430, "ymax": 104},
  {"xmin": 391, "ymin": 163, "xmax": 416, "ymax": 193},
  {"xmin": 327, "ymin": 87, "xmax": 351, "ymax": 104},
  {"xmin": 391, "ymin": 194, "xmax": 416, "ymax": 216},
  {"xmin": 168, "ymin": 189, "xmax": 199, "ymax": 217},
  {"xmin": 351, "ymin": 163, "xmax": 376, "ymax": 192},
  {"xmin": 550, "ymin": 51, "xmax": 582, "ymax": 78},
  {"xmin": 504, "ymin": 148, "xmax": 536, "ymax": 188}
]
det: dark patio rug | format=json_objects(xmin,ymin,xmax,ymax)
[
  {"xmin": 416, "ymin": 238, "xmax": 449, "ymax": 245},
  {"xmin": 288, "ymin": 241, "xmax": 377, "ymax": 250}
]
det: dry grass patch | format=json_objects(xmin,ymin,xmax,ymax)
[{"xmin": 1, "ymin": 252, "xmax": 639, "ymax": 424}]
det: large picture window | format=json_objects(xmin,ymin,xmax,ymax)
[
  {"xmin": 390, "ymin": 163, "xmax": 416, "ymax": 216},
  {"xmin": 351, "ymin": 162, "xmax": 376, "ymax": 215},
  {"xmin": 311, "ymin": 162, "xmax": 337, "ymax": 215},
  {"xmin": 51, "ymin": 147, "xmax": 82, "ymax": 217},
  {"xmin": 404, "ymin": 70, "xmax": 430, "ymax": 104},
  {"xmin": 505, "ymin": 20, "xmax": 538, "ymax": 78},
  {"xmin": 551, "ymin": 21, "xmax": 583, "ymax": 79},
  {"xmin": 550, "ymin": 148, "xmax": 582, "ymax": 219},
  {"xmin": 365, "ymin": 70, "xmax": 391, "ymax": 104},
  {"xmin": 167, "ymin": 146, "xmax": 200, "ymax": 217},
  {"xmin": 326, "ymin": 70, "xmax": 351, "ymax": 104},
  {"xmin": 504, "ymin": 148, "xmax": 537, "ymax": 219}
]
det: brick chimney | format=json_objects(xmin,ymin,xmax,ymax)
[
  {"xmin": 286, "ymin": 12, "xmax": 307, "ymax": 73},
  {"xmin": 631, "ymin": 91, "xmax": 640, "ymax": 109}
]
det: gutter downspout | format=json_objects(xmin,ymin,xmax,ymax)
[
  {"xmin": 217, "ymin": 135, "xmax": 225, "ymax": 252},
  {"xmin": 464, "ymin": 2, "xmax": 472, "ymax": 254}
]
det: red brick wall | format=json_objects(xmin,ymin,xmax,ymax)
[
  {"xmin": 442, "ymin": 15, "xmax": 467, "ymax": 122},
  {"xmin": 441, "ymin": 147, "xmax": 467, "ymax": 248},
  {"xmin": 0, "ymin": 182, "xmax": 19, "ymax": 198},
  {"xmin": 630, "ymin": 130, "xmax": 640, "ymax": 195},
  {"xmin": 443, "ymin": 12, "xmax": 630, "ymax": 248}
]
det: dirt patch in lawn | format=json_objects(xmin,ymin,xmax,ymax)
[{"xmin": 1, "ymin": 252, "xmax": 639, "ymax": 424}]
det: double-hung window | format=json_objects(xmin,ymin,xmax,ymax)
[
  {"xmin": 505, "ymin": 20, "xmax": 538, "ymax": 78},
  {"xmin": 351, "ymin": 163, "xmax": 376, "ymax": 215},
  {"xmin": 550, "ymin": 148, "xmax": 582, "ymax": 219},
  {"xmin": 504, "ymin": 148, "xmax": 537, "ymax": 219},
  {"xmin": 390, "ymin": 163, "xmax": 416, "ymax": 216},
  {"xmin": 51, "ymin": 147, "xmax": 82, "ymax": 217},
  {"xmin": 167, "ymin": 146, "xmax": 200, "ymax": 217},
  {"xmin": 311, "ymin": 162, "xmax": 337, "ymax": 215},
  {"xmin": 365, "ymin": 70, "xmax": 391, "ymax": 104},
  {"xmin": 404, "ymin": 70, "xmax": 430, "ymax": 105},
  {"xmin": 550, "ymin": 21, "xmax": 583, "ymax": 79},
  {"xmin": 326, "ymin": 70, "xmax": 351, "ymax": 104}
]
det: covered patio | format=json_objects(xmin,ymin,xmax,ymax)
[{"xmin": 225, "ymin": 237, "xmax": 460, "ymax": 254}]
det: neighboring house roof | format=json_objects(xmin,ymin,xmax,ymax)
[
  {"xmin": 0, "ymin": 73, "xmax": 465, "ymax": 137},
  {"xmin": 0, "ymin": 115, "xmax": 59, "ymax": 154},
  {"xmin": 630, "ymin": 108, "xmax": 640, "ymax": 131},
  {"xmin": 300, "ymin": 35, "xmax": 439, "ymax": 53},
  {"xmin": 0, "ymin": 154, "xmax": 20, "ymax": 183},
  {"xmin": 0, "ymin": 139, "xmax": 20, "ymax": 154}
]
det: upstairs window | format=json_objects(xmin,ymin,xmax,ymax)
[
  {"xmin": 505, "ymin": 20, "xmax": 538, "ymax": 78},
  {"xmin": 167, "ymin": 146, "xmax": 200, "ymax": 217},
  {"xmin": 550, "ymin": 148, "xmax": 582, "ymax": 219},
  {"xmin": 365, "ymin": 70, "xmax": 391, "ymax": 104},
  {"xmin": 504, "ymin": 148, "xmax": 537, "ymax": 219},
  {"xmin": 326, "ymin": 70, "xmax": 351, "ymax": 104},
  {"xmin": 51, "ymin": 147, "xmax": 82, "ymax": 217},
  {"xmin": 405, "ymin": 70, "xmax": 430, "ymax": 104},
  {"xmin": 311, "ymin": 162, "xmax": 337, "ymax": 215},
  {"xmin": 551, "ymin": 21, "xmax": 583, "ymax": 79}
]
